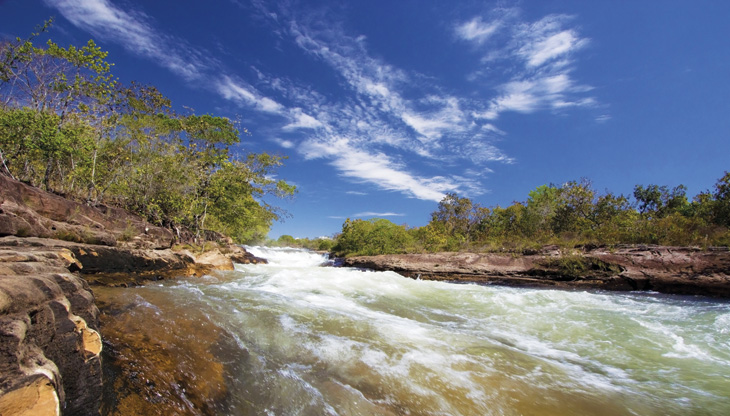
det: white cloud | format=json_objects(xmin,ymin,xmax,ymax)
[
  {"xmin": 53, "ymin": 0, "xmax": 595, "ymax": 204},
  {"xmin": 513, "ymin": 15, "xmax": 588, "ymax": 68},
  {"xmin": 215, "ymin": 76, "xmax": 285, "ymax": 114},
  {"xmin": 352, "ymin": 212, "xmax": 405, "ymax": 217},
  {"xmin": 520, "ymin": 30, "xmax": 586, "ymax": 67},
  {"xmin": 283, "ymin": 108, "xmax": 323, "ymax": 130},
  {"xmin": 401, "ymin": 112, "xmax": 451, "ymax": 141},
  {"xmin": 480, "ymin": 74, "xmax": 589, "ymax": 118},
  {"xmin": 455, "ymin": 17, "xmax": 500, "ymax": 43},
  {"xmin": 49, "ymin": 0, "xmax": 291, "ymax": 117},
  {"xmin": 300, "ymin": 137, "xmax": 457, "ymax": 202},
  {"xmin": 272, "ymin": 138, "xmax": 295, "ymax": 148},
  {"xmin": 46, "ymin": 0, "xmax": 208, "ymax": 80},
  {"xmin": 465, "ymin": 13, "xmax": 594, "ymax": 121}
]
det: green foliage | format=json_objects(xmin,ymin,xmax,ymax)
[
  {"xmin": 277, "ymin": 235, "xmax": 297, "ymax": 246},
  {"xmin": 333, "ymin": 218, "xmax": 413, "ymax": 256},
  {"xmin": 552, "ymin": 179, "xmax": 596, "ymax": 235},
  {"xmin": 429, "ymin": 193, "xmax": 490, "ymax": 250},
  {"xmin": 118, "ymin": 222, "xmax": 137, "ymax": 242},
  {"xmin": 264, "ymin": 235, "xmax": 335, "ymax": 251},
  {"xmin": 540, "ymin": 255, "xmax": 623, "ymax": 279},
  {"xmin": 316, "ymin": 238, "xmax": 335, "ymax": 251},
  {"xmin": 333, "ymin": 171, "xmax": 730, "ymax": 256},
  {"xmin": 712, "ymin": 172, "xmax": 730, "ymax": 227},
  {"xmin": 0, "ymin": 22, "xmax": 295, "ymax": 244},
  {"xmin": 633, "ymin": 184, "xmax": 689, "ymax": 218}
]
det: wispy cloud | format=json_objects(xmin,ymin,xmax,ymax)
[
  {"xmin": 300, "ymin": 137, "xmax": 459, "ymax": 202},
  {"xmin": 215, "ymin": 75, "xmax": 286, "ymax": 114},
  {"xmin": 514, "ymin": 15, "xmax": 588, "ymax": 68},
  {"xmin": 50, "ymin": 0, "xmax": 595, "ymax": 203},
  {"xmin": 352, "ymin": 212, "xmax": 405, "ymax": 218},
  {"xmin": 282, "ymin": 108, "xmax": 324, "ymax": 130},
  {"xmin": 46, "ymin": 0, "xmax": 300, "ymax": 122},
  {"xmin": 271, "ymin": 9, "xmax": 516, "ymax": 198},
  {"xmin": 327, "ymin": 211, "xmax": 405, "ymax": 220},
  {"xmin": 45, "ymin": 0, "xmax": 209, "ymax": 80},
  {"xmin": 458, "ymin": 12, "xmax": 594, "ymax": 121},
  {"xmin": 479, "ymin": 74, "xmax": 593, "ymax": 119},
  {"xmin": 455, "ymin": 17, "xmax": 500, "ymax": 44}
]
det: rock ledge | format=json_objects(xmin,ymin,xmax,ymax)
[{"xmin": 344, "ymin": 246, "xmax": 730, "ymax": 298}]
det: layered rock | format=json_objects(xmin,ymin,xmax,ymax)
[
  {"xmin": 1, "ymin": 174, "xmax": 268, "ymax": 415},
  {"xmin": 0, "ymin": 236, "xmax": 266, "ymax": 415},
  {"xmin": 344, "ymin": 245, "xmax": 730, "ymax": 298},
  {"xmin": 0, "ymin": 174, "xmax": 173, "ymax": 249},
  {"xmin": 0, "ymin": 245, "xmax": 102, "ymax": 415}
]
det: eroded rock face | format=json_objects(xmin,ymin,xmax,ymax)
[
  {"xmin": 344, "ymin": 245, "xmax": 730, "ymax": 298},
  {"xmin": 0, "ymin": 175, "xmax": 270, "ymax": 414},
  {"xmin": 0, "ymin": 245, "xmax": 102, "ymax": 415},
  {"xmin": 0, "ymin": 174, "xmax": 174, "ymax": 249}
]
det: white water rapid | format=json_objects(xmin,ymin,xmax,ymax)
[{"xmin": 97, "ymin": 246, "xmax": 730, "ymax": 415}]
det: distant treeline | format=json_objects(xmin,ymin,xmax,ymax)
[
  {"xmin": 267, "ymin": 235, "xmax": 336, "ymax": 251},
  {"xmin": 332, "ymin": 174, "xmax": 730, "ymax": 257},
  {"xmin": 0, "ymin": 21, "xmax": 294, "ymax": 243}
]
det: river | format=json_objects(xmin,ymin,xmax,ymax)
[{"xmin": 95, "ymin": 246, "xmax": 730, "ymax": 415}]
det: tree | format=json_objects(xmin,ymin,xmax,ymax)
[
  {"xmin": 430, "ymin": 193, "xmax": 489, "ymax": 248},
  {"xmin": 633, "ymin": 184, "xmax": 689, "ymax": 218},
  {"xmin": 277, "ymin": 235, "xmax": 296, "ymax": 246},
  {"xmin": 712, "ymin": 172, "xmax": 730, "ymax": 227},
  {"xmin": 521, "ymin": 184, "xmax": 561, "ymax": 238},
  {"xmin": 333, "ymin": 218, "xmax": 412, "ymax": 256},
  {"xmin": 551, "ymin": 179, "xmax": 596, "ymax": 235},
  {"xmin": 591, "ymin": 192, "xmax": 635, "ymax": 243},
  {"xmin": 1, "ymin": 23, "xmax": 296, "ymax": 244},
  {"xmin": 0, "ymin": 22, "xmax": 116, "ymax": 193}
]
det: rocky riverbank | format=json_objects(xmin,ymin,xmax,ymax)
[
  {"xmin": 344, "ymin": 245, "xmax": 730, "ymax": 298},
  {"xmin": 0, "ymin": 175, "xmax": 264, "ymax": 415}
]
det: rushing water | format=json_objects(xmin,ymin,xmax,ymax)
[{"xmin": 96, "ymin": 247, "xmax": 730, "ymax": 415}]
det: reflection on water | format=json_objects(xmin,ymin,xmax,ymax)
[{"xmin": 96, "ymin": 247, "xmax": 730, "ymax": 415}]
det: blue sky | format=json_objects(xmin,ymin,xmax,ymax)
[{"xmin": 1, "ymin": 0, "xmax": 729, "ymax": 239}]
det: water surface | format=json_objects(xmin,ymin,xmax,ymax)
[{"xmin": 97, "ymin": 247, "xmax": 730, "ymax": 415}]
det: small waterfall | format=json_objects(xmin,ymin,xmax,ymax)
[{"xmin": 244, "ymin": 246, "xmax": 331, "ymax": 267}]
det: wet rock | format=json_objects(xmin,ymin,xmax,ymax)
[
  {"xmin": 190, "ymin": 249, "xmax": 235, "ymax": 271},
  {"xmin": 225, "ymin": 245, "xmax": 268, "ymax": 265},
  {"xmin": 0, "ymin": 375, "xmax": 60, "ymax": 416},
  {"xmin": 0, "ymin": 245, "xmax": 103, "ymax": 415}
]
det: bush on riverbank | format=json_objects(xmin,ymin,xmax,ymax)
[{"xmin": 333, "ymin": 173, "xmax": 730, "ymax": 257}]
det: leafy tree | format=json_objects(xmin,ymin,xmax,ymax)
[
  {"xmin": 277, "ymin": 235, "xmax": 297, "ymax": 246},
  {"xmin": 712, "ymin": 172, "xmax": 730, "ymax": 227},
  {"xmin": 0, "ymin": 23, "xmax": 296, "ymax": 244},
  {"xmin": 430, "ymin": 193, "xmax": 490, "ymax": 248},
  {"xmin": 633, "ymin": 184, "xmax": 689, "ymax": 218},
  {"xmin": 551, "ymin": 179, "xmax": 596, "ymax": 235},
  {"xmin": 591, "ymin": 192, "xmax": 636, "ymax": 243},
  {"xmin": 521, "ymin": 184, "xmax": 560, "ymax": 239},
  {"xmin": 333, "ymin": 218, "xmax": 413, "ymax": 256}
]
